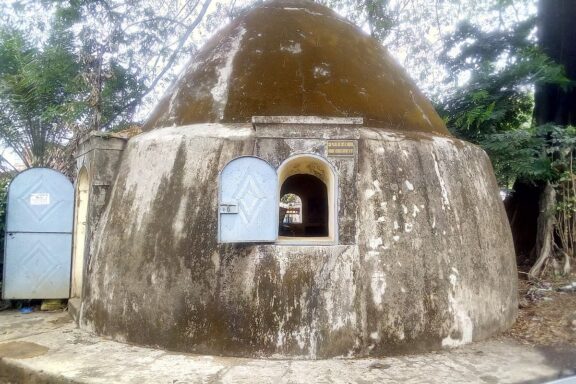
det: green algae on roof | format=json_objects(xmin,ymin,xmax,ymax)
[{"xmin": 144, "ymin": 0, "xmax": 450, "ymax": 136}]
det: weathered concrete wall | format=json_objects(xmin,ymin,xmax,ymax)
[
  {"xmin": 79, "ymin": 124, "xmax": 517, "ymax": 358},
  {"xmin": 357, "ymin": 130, "xmax": 517, "ymax": 354},
  {"xmin": 74, "ymin": 133, "xmax": 127, "ymax": 300}
]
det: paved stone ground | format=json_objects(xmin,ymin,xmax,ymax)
[{"xmin": 0, "ymin": 310, "xmax": 575, "ymax": 384}]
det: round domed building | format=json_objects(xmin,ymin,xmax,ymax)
[{"xmin": 74, "ymin": 0, "xmax": 517, "ymax": 358}]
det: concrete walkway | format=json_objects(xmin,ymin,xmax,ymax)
[{"xmin": 0, "ymin": 310, "xmax": 574, "ymax": 384}]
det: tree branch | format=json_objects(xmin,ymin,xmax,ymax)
[{"xmin": 100, "ymin": 0, "xmax": 212, "ymax": 131}]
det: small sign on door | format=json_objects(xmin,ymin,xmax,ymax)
[
  {"xmin": 219, "ymin": 203, "xmax": 239, "ymax": 214},
  {"xmin": 30, "ymin": 193, "xmax": 50, "ymax": 205}
]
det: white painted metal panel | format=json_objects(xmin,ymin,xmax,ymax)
[
  {"xmin": 219, "ymin": 157, "xmax": 278, "ymax": 243},
  {"xmin": 6, "ymin": 168, "xmax": 73, "ymax": 233},
  {"xmin": 3, "ymin": 168, "xmax": 73, "ymax": 299},
  {"xmin": 4, "ymin": 233, "xmax": 72, "ymax": 299}
]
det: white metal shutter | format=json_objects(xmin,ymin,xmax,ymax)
[{"xmin": 218, "ymin": 157, "xmax": 278, "ymax": 243}]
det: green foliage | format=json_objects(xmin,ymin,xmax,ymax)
[
  {"xmin": 0, "ymin": 0, "xmax": 214, "ymax": 171},
  {"xmin": 0, "ymin": 175, "xmax": 12, "ymax": 276},
  {"xmin": 99, "ymin": 62, "xmax": 146, "ymax": 130},
  {"xmin": 437, "ymin": 10, "xmax": 573, "ymax": 191},
  {"xmin": 0, "ymin": 176, "xmax": 10, "ymax": 236},
  {"xmin": 0, "ymin": 25, "xmax": 83, "ymax": 170},
  {"xmin": 48, "ymin": 0, "xmax": 213, "ymax": 131},
  {"xmin": 481, "ymin": 124, "xmax": 576, "ymax": 186},
  {"xmin": 281, "ymin": 193, "xmax": 300, "ymax": 204},
  {"xmin": 438, "ymin": 18, "xmax": 569, "ymax": 144}
]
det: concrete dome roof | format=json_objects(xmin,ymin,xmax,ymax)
[{"xmin": 144, "ymin": 0, "xmax": 449, "ymax": 135}]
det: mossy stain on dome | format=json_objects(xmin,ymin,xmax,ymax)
[{"xmin": 144, "ymin": 0, "xmax": 450, "ymax": 136}]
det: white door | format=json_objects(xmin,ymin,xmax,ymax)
[
  {"xmin": 3, "ymin": 168, "xmax": 73, "ymax": 299},
  {"xmin": 219, "ymin": 157, "xmax": 278, "ymax": 243}
]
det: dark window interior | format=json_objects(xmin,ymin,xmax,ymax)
[{"xmin": 279, "ymin": 174, "xmax": 328, "ymax": 237}]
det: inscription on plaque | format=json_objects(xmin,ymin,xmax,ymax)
[{"xmin": 327, "ymin": 140, "xmax": 355, "ymax": 157}]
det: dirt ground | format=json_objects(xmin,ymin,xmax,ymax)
[{"xmin": 505, "ymin": 272, "xmax": 576, "ymax": 346}]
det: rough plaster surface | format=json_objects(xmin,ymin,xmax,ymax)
[
  {"xmin": 79, "ymin": 124, "xmax": 517, "ymax": 358},
  {"xmin": 143, "ymin": 0, "xmax": 448, "ymax": 135},
  {"xmin": 74, "ymin": 135, "xmax": 127, "ymax": 301},
  {"xmin": 1, "ymin": 311, "xmax": 575, "ymax": 384}
]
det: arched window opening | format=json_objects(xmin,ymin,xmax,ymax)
[
  {"xmin": 277, "ymin": 154, "xmax": 337, "ymax": 242},
  {"xmin": 279, "ymin": 175, "xmax": 327, "ymax": 237}
]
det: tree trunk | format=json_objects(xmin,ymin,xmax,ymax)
[
  {"xmin": 562, "ymin": 251, "xmax": 571, "ymax": 275},
  {"xmin": 534, "ymin": 0, "xmax": 576, "ymax": 127},
  {"xmin": 528, "ymin": 182, "xmax": 556, "ymax": 279},
  {"xmin": 504, "ymin": 181, "xmax": 543, "ymax": 265},
  {"xmin": 521, "ymin": 0, "xmax": 576, "ymax": 277}
]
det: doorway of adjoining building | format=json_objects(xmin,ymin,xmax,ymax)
[
  {"xmin": 71, "ymin": 167, "xmax": 89, "ymax": 298},
  {"xmin": 280, "ymin": 193, "xmax": 303, "ymax": 227}
]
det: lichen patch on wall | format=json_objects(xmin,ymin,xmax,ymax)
[
  {"xmin": 442, "ymin": 272, "xmax": 474, "ymax": 348},
  {"xmin": 211, "ymin": 27, "xmax": 247, "ymax": 120}
]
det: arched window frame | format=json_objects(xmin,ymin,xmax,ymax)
[{"xmin": 276, "ymin": 154, "xmax": 338, "ymax": 245}]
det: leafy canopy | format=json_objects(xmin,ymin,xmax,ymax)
[
  {"xmin": 0, "ymin": 0, "xmax": 214, "ymax": 172},
  {"xmin": 435, "ymin": 5, "xmax": 572, "ymax": 187},
  {"xmin": 0, "ymin": 22, "xmax": 82, "ymax": 170}
]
